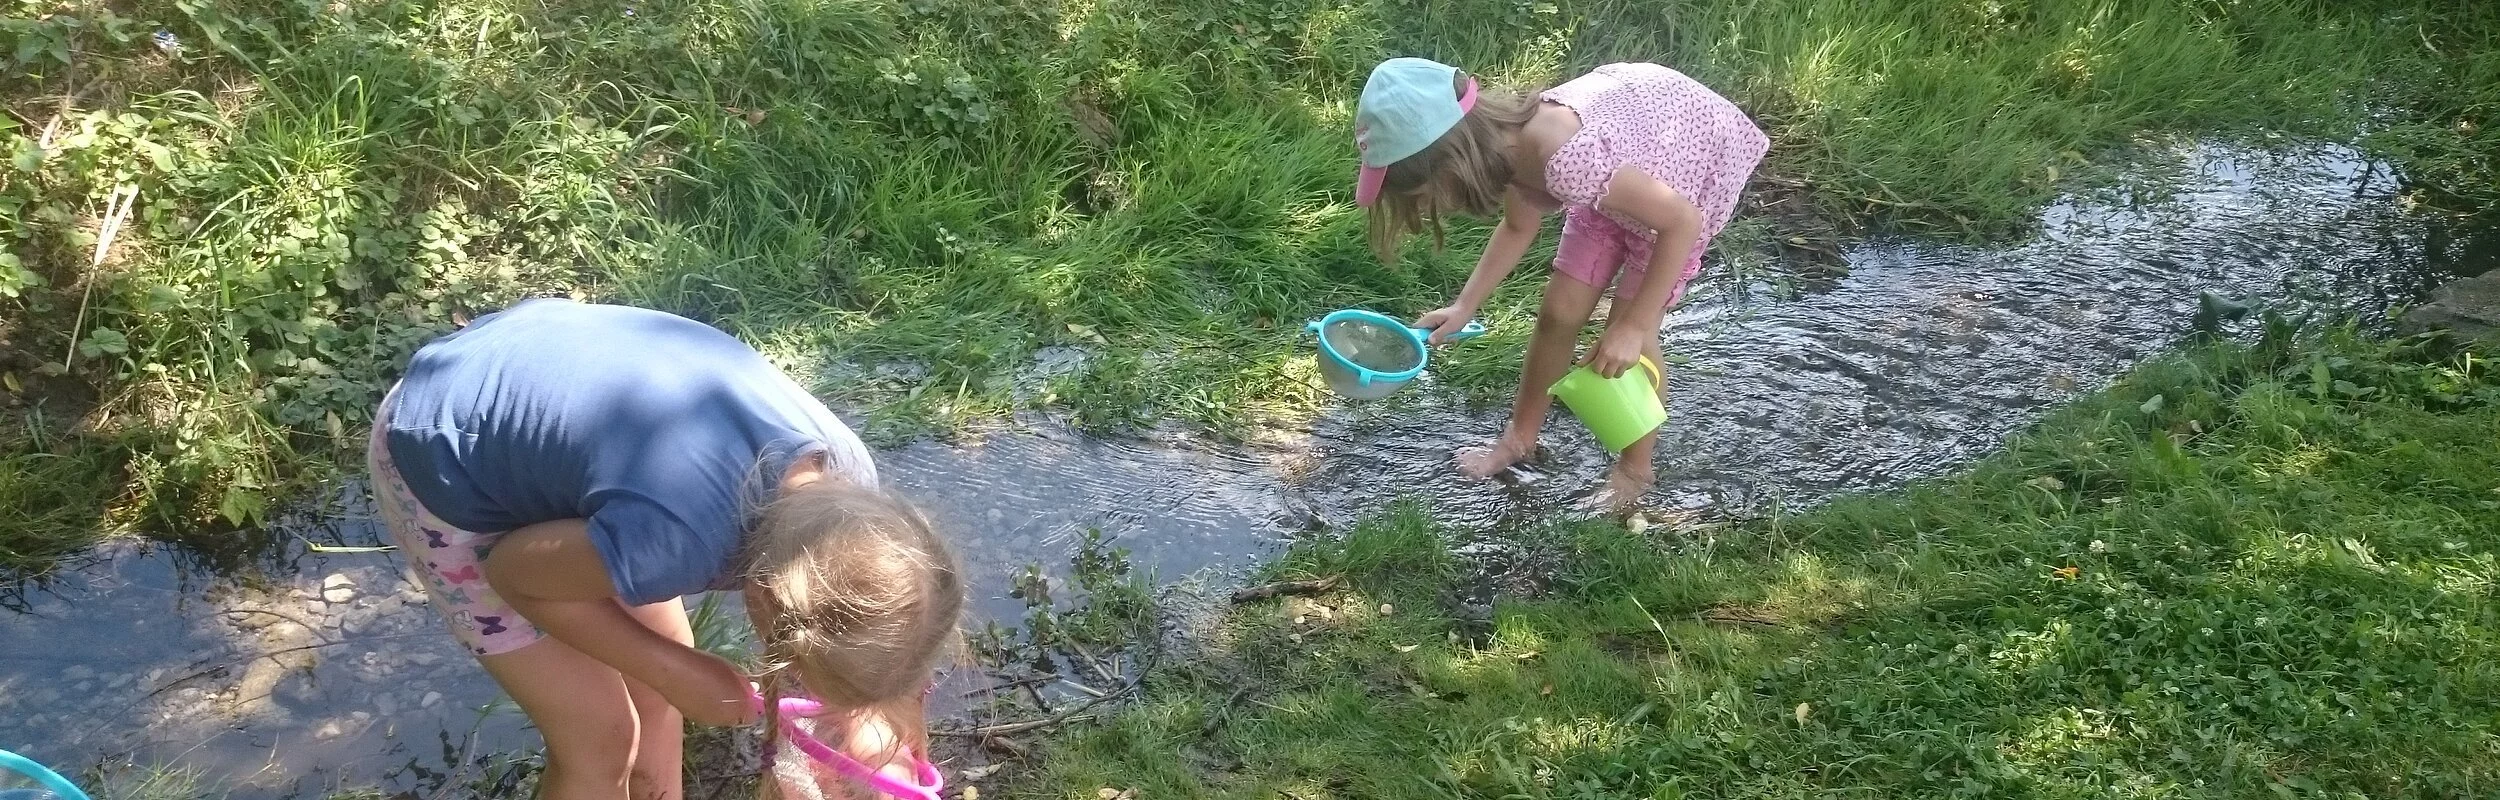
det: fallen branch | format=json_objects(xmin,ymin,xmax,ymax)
[
  {"xmin": 935, "ymin": 654, "xmax": 1151, "ymax": 739},
  {"xmin": 1065, "ymin": 639, "xmax": 1119, "ymax": 685},
  {"xmin": 1229, "ymin": 575, "xmax": 1341, "ymax": 604},
  {"xmin": 977, "ymin": 736, "xmax": 1028, "ymax": 760},
  {"xmin": 961, "ymin": 673, "xmax": 1053, "ymax": 698},
  {"xmin": 1698, "ymin": 606, "xmax": 1790, "ymax": 628}
]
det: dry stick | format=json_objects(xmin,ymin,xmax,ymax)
[
  {"xmin": 1697, "ymin": 606, "xmax": 1789, "ymax": 628},
  {"xmin": 961, "ymin": 673, "xmax": 1053, "ymax": 698},
  {"xmin": 1228, "ymin": 575, "xmax": 1341, "ymax": 604},
  {"xmin": 1064, "ymin": 639, "xmax": 1118, "ymax": 685},
  {"xmin": 1020, "ymin": 679, "xmax": 1051, "ymax": 715},
  {"xmin": 935, "ymin": 655, "xmax": 1152, "ymax": 739},
  {"xmin": 64, "ymin": 182, "xmax": 138, "ymax": 368}
]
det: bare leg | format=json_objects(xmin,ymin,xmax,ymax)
[
  {"xmin": 477, "ymin": 639, "xmax": 637, "ymax": 800},
  {"xmin": 1599, "ymin": 336, "xmax": 1670, "ymax": 511},
  {"xmin": 622, "ymin": 598, "xmax": 693, "ymax": 800},
  {"xmin": 1460, "ymin": 271, "xmax": 1606, "ymax": 477}
]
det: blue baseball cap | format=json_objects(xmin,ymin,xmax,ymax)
[{"xmin": 1355, "ymin": 57, "xmax": 1479, "ymax": 207}]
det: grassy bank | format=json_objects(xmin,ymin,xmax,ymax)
[
  {"xmin": 1012, "ymin": 331, "xmax": 2500, "ymax": 798},
  {"xmin": 6, "ymin": 0, "xmax": 2500, "ymax": 566}
]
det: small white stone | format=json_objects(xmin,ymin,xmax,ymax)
[
  {"xmin": 62, "ymin": 665, "xmax": 95, "ymax": 681},
  {"xmin": 314, "ymin": 721, "xmax": 345, "ymax": 739},
  {"xmin": 321, "ymin": 573, "xmax": 358, "ymax": 604},
  {"xmin": 421, "ymin": 691, "xmax": 443, "ymax": 708}
]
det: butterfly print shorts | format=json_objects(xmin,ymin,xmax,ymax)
[{"xmin": 367, "ymin": 389, "xmax": 548, "ymax": 657}]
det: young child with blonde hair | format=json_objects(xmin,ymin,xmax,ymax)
[
  {"xmin": 370, "ymin": 297, "xmax": 963, "ymax": 800},
  {"xmin": 1355, "ymin": 57, "xmax": 1767, "ymax": 502}
]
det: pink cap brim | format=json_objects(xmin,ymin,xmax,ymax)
[{"xmin": 1355, "ymin": 165, "xmax": 1387, "ymax": 207}]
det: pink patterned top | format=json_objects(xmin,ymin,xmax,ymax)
[{"xmin": 1540, "ymin": 63, "xmax": 1768, "ymax": 250}]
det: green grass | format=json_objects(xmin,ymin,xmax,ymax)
[
  {"xmin": 1010, "ymin": 333, "xmax": 2500, "ymax": 799},
  {"xmin": 4, "ymin": 0, "xmax": 2499, "ymax": 564}
]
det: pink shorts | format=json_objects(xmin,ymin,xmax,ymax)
[
  {"xmin": 369, "ymin": 388, "xmax": 548, "ymax": 656},
  {"xmin": 1551, "ymin": 205, "xmax": 1704, "ymax": 306}
]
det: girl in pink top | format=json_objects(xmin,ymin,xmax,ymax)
[{"xmin": 1355, "ymin": 58, "xmax": 1768, "ymax": 501}]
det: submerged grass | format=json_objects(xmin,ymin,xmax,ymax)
[
  {"xmin": 3, "ymin": 0, "xmax": 2499, "ymax": 565},
  {"xmin": 1013, "ymin": 333, "xmax": 2500, "ymax": 798}
]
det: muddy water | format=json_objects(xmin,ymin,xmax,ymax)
[{"xmin": 2, "ymin": 142, "xmax": 2488, "ymax": 798}]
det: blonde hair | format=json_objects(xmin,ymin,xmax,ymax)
[
  {"xmin": 1365, "ymin": 70, "xmax": 1543, "ymax": 264},
  {"xmin": 744, "ymin": 481, "xmax": 964, "ymax": 790}
]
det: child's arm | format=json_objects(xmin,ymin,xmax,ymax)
[
  {"xmin": 1586, "ymin": 166, "xmax": 1703, "ymax": 378},
  {"xmin": 1417, "ymin": 188, "xmax": 1545, "ymax": 342},
  {"xmin": 483, "ymin": 519, "xmax": 760, "ymax": 727}
]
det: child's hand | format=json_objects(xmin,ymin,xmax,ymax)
[
  {"xmin": 1414, "ymin": 305, "xmax": 1478, "ymax": 345},
  {"xmin": 1583, "ymin": 325, "xmax": 1645, "ymax": 379}
]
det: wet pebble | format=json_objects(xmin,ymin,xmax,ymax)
[
  {"xmin": 342, "ymin": 606, "xmax": 379, "ymax": 635},
  {"xmin": 63, "ymin": 664, "xmax": 95, "ymax": 681},
  {"xmin": 377, "ymin": 694, "xmax": 398, "ymax": 716},
  {"xmin": 420, "ymin": 691, "xmax": 443, "ymax": 709},
  {"xmin": 281, "ymin": 673, "xmax": 323, "ymax": 705},
  {"xmin": 322, "ymin": 573, "xmax": 358, "ymax": 604}
]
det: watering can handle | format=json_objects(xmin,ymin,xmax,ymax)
[
  {"xmin": 1410, "ymin": 321, "xmax": 1488, "ymax": 342},
  {"xmin": 1634, "ymin": 355, "xmax": 1662, "ymax": 390}
]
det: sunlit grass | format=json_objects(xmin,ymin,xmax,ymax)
[{"xmin": 1013, "ymin": 334, "xmax": 2500, "ymax": 798}]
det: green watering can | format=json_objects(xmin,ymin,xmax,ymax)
[{"xmin": 1549, "ymin": 356, "xmax": 1667, "ymax": 454}]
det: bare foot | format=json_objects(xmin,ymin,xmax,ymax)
[
  {"xmin": 1594, "ymin": 463, "xmax": 1655, "ymax": 515},
  {"xmin": 1456, "ymin": 437, "xmax": 1538, "ymax": 479}
]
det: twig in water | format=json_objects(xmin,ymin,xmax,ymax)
[
  {"xmin": 1021, "ymin": 679, "xmax": 1051, "ymax": 714},
  {"xmin": 1229, "ymin": 575, "xmax": 1342, "ymax": 604},
  {"xmin": 72, "ymin": 633, "xmax": 437, "ymax": 748},
  {"xmin": 1065, "ymin": 639, "xmax": 1118, "ymax": 685},
  {"xmin": 962, "ymin": 674, "xmax": 1053, "ymax": 698}
]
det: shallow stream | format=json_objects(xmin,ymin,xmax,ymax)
[{"xmin": 2, "ymin": 141, "xmax": 2490, "ymax": 798}]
